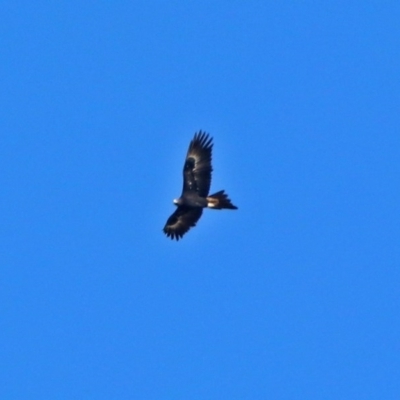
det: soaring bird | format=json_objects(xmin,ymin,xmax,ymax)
[{"xmin": 163, "ymin": 131, "xmax": 238, "ymax": 240}]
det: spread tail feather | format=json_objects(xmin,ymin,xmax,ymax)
[{"xmin": 206, "ymin": 190, "xmax": 238, "ymax": 210}]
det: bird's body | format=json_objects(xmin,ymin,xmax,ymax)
[{"xmin": 163, "ymin": 131, "xmax": 237, "ymax": 240}]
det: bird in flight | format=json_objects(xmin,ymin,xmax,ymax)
[{"xmin": 163, "ymin": 131, "xmax": 238, "ymax": 240}]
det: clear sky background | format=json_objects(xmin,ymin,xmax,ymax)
[{"xmin": 1, "ymin": 2, "xmax": 399, "ymax": 399}]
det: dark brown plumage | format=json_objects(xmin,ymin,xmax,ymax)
[{"xmin": 163, "ymin": 131, "xmax": 237, "ymax": 240}]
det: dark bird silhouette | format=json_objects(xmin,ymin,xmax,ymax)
[{"xmin": 163, "ymin": 131, "xmax": 238, "ymax": 240}]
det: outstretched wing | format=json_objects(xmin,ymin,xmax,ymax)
[
  {"xmin": 182, "ymin": 131, "xmax": 213, "ymax": 197},
  {"xmin": 163, "ymin": 206, "xmax": 203, "ymax": 240}
]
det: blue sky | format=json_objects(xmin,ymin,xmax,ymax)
[{"xmin": 1, "ymin": 2, "xmax": 399, "ymax": 399}]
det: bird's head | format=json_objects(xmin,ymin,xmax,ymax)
[{"xmin": 173, "ymin": 198, "xmax": 182, "ymax": 206}]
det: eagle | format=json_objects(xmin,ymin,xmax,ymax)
[{"xmin": 163, "ymin": 131, "xmax": 238, "ymax": 240}]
